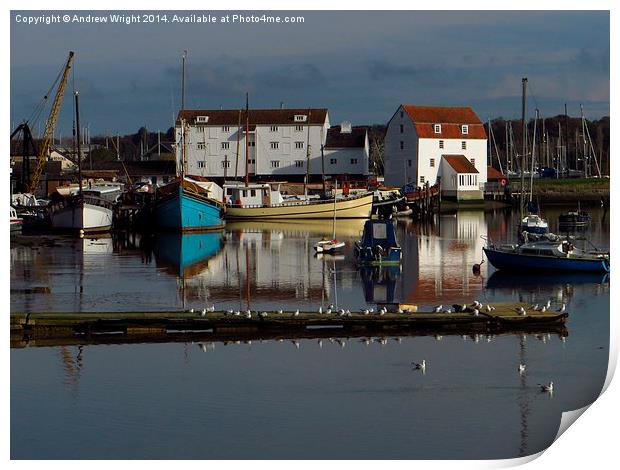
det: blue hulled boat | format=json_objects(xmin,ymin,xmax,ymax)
[
  {"xmin": 154, "ymin": 178, "xmax": 225, "ymax": 231},
  {"xmin": 354, "ymin": 219, "xmax": 402, "ymax": 266},
  {"xmin": 483, "ymin": 239, "xmax": 609, "ymax": 273}
]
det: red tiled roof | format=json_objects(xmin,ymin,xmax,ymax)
[
  {"xmin": 402, "ymin": 105, "xmax": 487, "ymax": 139},
  {"xmin": 487, "ymin": 166, "xmax": 506, "ymax": 180},
  {"xmin": 442, "ymin": 155, "xmax": 479, "ymax": 174},
  {"xmin": 325, "ymin": 126, "xmax": 367, "ymax": 148},
  {"xmin": 177, "ymin": 108, "xmax": 328, "ymax": 126}
]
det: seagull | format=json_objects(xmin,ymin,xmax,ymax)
[
  {"xmin": 541, "ymin": 306, "xmax": 547, "ymax": 313},
  {"xmin": 345, "ymin": 309, "xmax": 351, "ymax": 315},
  {"xmin": 433, "ymin": 304, "xmax": 443, "ymax": 313},
  {"xmin": 339, "ymin": 309, "xmax": 346, "ymax": 315},
  {"xmin": 485, "ymin": 304, "xmax": 495, "ymax": 312},
  {"xmin": 234, "ymin": 310, "xmax": 241, "ymax": 316},
  {"xmin": 518, "ymin": 364, "xmax": 526, "ymax": 374},
  {"xmin": 318, "ymin": 339, "xmax": 323, "ymax": 348},
  {"xmin": 207, "ymin": 305, "xmax": 215, "ymax": 312},
  {"xmin": 328, "ymin": 304, "xmax": 334, "ymax": 310},
  {"xmin": 369, "ymin": 308, "xmax": 375, "ymax": 314},
  {"xmin": 412, "ymin": 359, "xmax": 426, "ymax": 371},
  {"xmin": 363, "ymin": 309, "xmax": 370, "ymax": 315},
  {"xmin": 515, "ymin": 306, "xmax": 526, "ymax": 316},
  {"xmin": 461, "ymin": 304, "xmax": 468, "ymax": 312},
  {"xmin": 472, "ymin": 300, "xmax": 482, "ymax": 309},
  {"xmin": 293, "ymin": 309, "xmax": 300, "ymax": 317},
  {"xmin": 277, "ymin": 309, "xmax": 283, "ymax": 315},
  {"xmin": 201, "ymin": 308, "xmax": 207, "ymax": 316},
  {"xmin": 326, "ymin": 308, "xmax": 333, "ymax": 315},
  {"xmin": 319, "ymin": 306, "xmax": 323, "ymax": 314},
  {"xmin": 188, "ymin": 308, "xmax": 195, "ymax": 314},
  {"xmin": 546, "ymin": 300, "xmax": 551, "ymax": 309},
  {"xmin": 226, "ymin": 309, "xmax": 234, "ymax": 315},
  {"xmin": 443, "ymin": 308, "xmax": 453, "ymax": 314},
  {"xmin": 539, "ymin": 382, "xmax": 554, "ymax": 393},
  {"xmin": 259, "ymin": 311, "xmax": 268, "ymax": 318},
  {"xmin": 292, "ymin": 340, "xmax": 300, "ymax": 349},
  {"xmin": 245, "ymin": 311, "xmax": 252, "ymax": 319},
  {"xmin": 557, "ymin": 303, "xmax": 566, "ymax": 313},
  {"xmin": 473, "ymin": 308, "xmax": 480, "ymax": 316},
  {"xmin": 379, "ymin": 308, "xmax": 386, "ymax": 316},
  {"xmin": 531, "ymin": 304, "xmax": 540, "ymax": 311}
]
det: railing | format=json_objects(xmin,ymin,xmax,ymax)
[{"xmin": 227, "ymin": 191, "xmax": 371, "ymax": 209}]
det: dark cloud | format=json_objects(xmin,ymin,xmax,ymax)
[
  {"xmin": 254, "ymin": 63, "xmax": 326, "ymax": 90},
  {"xmin": 573, "ymin": 47, "xmax": 609, "ymax": 72}
]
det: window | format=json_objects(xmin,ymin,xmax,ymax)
[
  {"xmin": 350, "ymin": 158, "xmax": 358, "ymax": 164},
  {"xmin": 197, "ymin": 142, "xmax": 206, "ymax": 150},
  {"xmin": 221, "ymin": 161, "xmax": 230, "ymax": 169},
  {"xmin": 462, "ymin": 141, "xmax": 467, "ymax": 150},
  {"xmin": 295, "ymin": 141, "xmax": 304, "ymax": 149},
  {"xmin": 248, "ymin": 141, "xmax": 255, "ymax": 147},
  {"xmin": 295, "ymin": 125, "xmax": 304, "ymax": 132},
  {"xmin": 248, "ymin": 159, "xmax": 256, "ymax": 165},
  {"xmin": 330, "ymin": 158, "xmax": 337, "ymax": 165},
  {"xmin": 461, "ymin": 125, "xmax": 469, "ymax": 134},
  {"xmin": 295, "ymin": 160, "xmax": 304, "ymax": 168},
  {"xmin": 222, "ymin": 126, "xmax": 230, "ymax": 132},
  {"xmin": 434, "ymin": 124, "xmax": 442, "ymax": 133},
  {"xmin": 197, "ymin": 161, "xmax": 206, "ymax": 169},
  {"xmin": 294, "ymin": 115, "xmax": 307, "ymax": 122},
  {"xmin": 400, "ymin": 141, "xmax": 404, "ymax": 150},
  {"xmin": 420, "ymin": 176, "xmax": 425, "ymax": 184},
  {"xmin": 270, "ymin": 142, "xmax": 279, "ymax": 150},
  {"xmin": 430, "ymin": 158, "xmax": 435, "ymax": 167},
  {"xmin": 408, "ymin": 160, "xmax": 412, "ymax": 167},
  {"xmin": 470, "ymin": 158, "xmax": 475, "ymax": 166},
  {"xmin": 459, "ymin": 175, "xmax": 464, "ymax": 186},
  {"xmin": 270, "ymin": 126, "xmax": 279, "ymax": 132},
  {"xmin": 196, "ymin": 116, "xmax": 208, "ymax": 123},
  {"xmin": 221, "ymin": 142, "xmax": 230, "ymax": 150},
  {"xmin": 250, "ymin": 189, "xmax": 256, "ymax": 197},
  {"xmin": 270, "ymin": 160, "xmax": 280, "ymax": 168},
  {"xmin": 400, "ymin": 124, "xmax": 404, "ymax": 133},
  {"xmin": 439, "ymin": 140, "xmax": 444, "ymax": 149}
]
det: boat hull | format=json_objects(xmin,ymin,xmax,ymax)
[
  {"xmin": 51, "ymin": 198, "xmax": 113, "ymax": 233},
  {"xmin": 155, "ymin": 185, "xmax": 225, "ymax": 231},
  {"xmin": 226, "ymin": 193, "xmax": 373, "ymax": 220},
  {"xmin": 483, "ymin": 247, "xmax": 609, "ymax": 273}
]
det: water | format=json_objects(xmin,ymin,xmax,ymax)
[{"xmin": 10, "ymin": 205, "xmax": 609, "ymax": 459}]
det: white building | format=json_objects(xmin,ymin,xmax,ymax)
[
  {"xmin": 323, "ymin": 122, "xmax": 370, "ymax": 179},
  {"xmin": 384, "ymin": 105, "xmax": 487, "ymax": 200},
  {"xmin": 176, "ymin": 108, "xmax": 332, "ymax": 180}
]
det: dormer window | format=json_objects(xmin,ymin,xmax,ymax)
[
  {"xmin": 294, "ymin": 115, "xmax": 307, "ymax": 122},
  {"xmin": 433, "ymin": 124, "xmax": 442, "ymax": 134},
  {"xmin": 461, "ymin": 125, "xmax": 469, "ymax": 134},
  {"xmin": 196, "ymin": 116, "xmax": 208, "ymax": 123}
]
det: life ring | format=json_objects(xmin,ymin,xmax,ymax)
[{"xmin": 500, "ymin": 178, "xmax": 507, "ymax": 186}]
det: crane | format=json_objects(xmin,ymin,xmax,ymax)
[{"xmin": 27, "ymin": 51, "xmax": 74, "ymax": 194}]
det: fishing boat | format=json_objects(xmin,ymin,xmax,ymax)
[
  {"xmin": 153, "ymin": 52, "xmax": 225, "ymax": 232},
  {"xmin": 483, "ymin": 239, "xmax": 609, "ymax": 273},
  {"xmin": 354, "ymin": 219, "xmax": 402, "ymax": 266},
  {"xmin": 314, "ymin": 182, "xmax": 345, "ymax": 253},
  {"xmin": 50, "ymin": 90, "xmax": 115, "ymax": 234},
  {"xmin": 224, "ymin": 181, "xmax": 373, "ymax": 220},
  {"xmin": 10, "ymin": 206, "xmax": 23, "ymax": 233}
]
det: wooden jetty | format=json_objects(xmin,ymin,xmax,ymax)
[{"xmin": 11, "ymin": 303, "xmax": 568, "ymax": 346}]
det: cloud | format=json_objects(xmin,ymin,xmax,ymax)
[{"xmin": 254, "ymin": 63, "xmax": 326, "ymax": 90}]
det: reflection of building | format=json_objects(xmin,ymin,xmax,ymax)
[{"xmin": 399, "ymin": 211, "xmax": 487, "ymax": 303}]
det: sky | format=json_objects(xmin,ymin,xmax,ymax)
[{"xmin": 10, "ymin": 10, "xmax": 610, "ymax": 138}]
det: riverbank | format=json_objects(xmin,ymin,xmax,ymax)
[{"xmin": 529, "ymin": 177, "xmax": 609, "ymax": 203}]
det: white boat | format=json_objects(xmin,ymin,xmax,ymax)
[
  {"xmin": 314, "ymin": 183, "xmax": 346, "ymax": 253},
  {"xmin": 520, "ymin": 214, "xmax": 549, "ymax": 235},
  {"xmin": 10, "ymin": 206, "xmax": 23, "ymax": 233},
  {"xmin": 50, "ymin": 194, "xmax": 115, "ymax": 233},
  {"xmin": 224, "ymin": 181, "xmax": 373, "ymax": 219}
]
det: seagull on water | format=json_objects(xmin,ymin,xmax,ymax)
[
  {"xmin": 412, "ymin": 359, "xmax": 426, "ymax": 371},
  {"xmin": 518, "ymin": 364, "xmax": 526, "ymax": 374},
  {"xmin": 539, "ymin": 382, "xmax": 554, "ymax": 393}
]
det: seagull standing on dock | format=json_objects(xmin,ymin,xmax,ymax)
[
  {"xmin": 319, "ymin": 306, "xmax": 323, "ymax": 314},
  {"xmin": 245, "ymin": 311, "xmax": 252, "ymax": 319},
  {"xmin": 207, "ymin": 305, "xmax": 215, "ymax": 312},
  {"xmin": 363, "ymin": 309, "xmax": 370, "ymax": 315},
  {"xmin": 546, "ymin": 300, "xmax": 551, "ymax": 309},
  {"xmin": 515, "ymin": 307, "xmax": 527, "ymax": 316},
  {"xmin": 473, "ymin": 308, "xmax": 480, "ymax": 317},
  {"xmin": 433, "ymin": 304, "xmax": 443, "ymax": 313},
  {"xmin": 201, "ymin": 308, "xmax": 207, "ymax": 316},
  {"xmin": 557, "ymin": 303, "xmax": 566, "ymax": 313},
  {"xmin": 541, "ymin": 306, "xmax": 547, "ymax": 313},
  {"xmin": 412, "ymin": 359, "xmax": 426, "ymax": 372},
  {"xmin": 293, "ymin": 309, "xmax": 300, "ymax": 317},
  {"xmin": 531, "ymin": 304, "xmax": 540, "ymax": 311},
  {"xmin": 278, "ymin": 309, "xmax": 283, "ymax": 315},
  {"xmin": 188, "ymin": 308, "xmax": 195, "ymax": 314},
  {"xmin": 518, "ymin": 364, "xmax": 526, "ymax": 374}
]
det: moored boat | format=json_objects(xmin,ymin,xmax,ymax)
[
  {"xmin": 558, "ymin": 210, "xmax": 591, "ymax": 228},
  {"xmin": 354, "ymin": 219, "xmax": 402, "ymax": 266},
  {"xmin": 50, "ymin": 193, "xmax": 115, "ymax": 233},
  {"xmin": 10, "ymin": 206, "xmax": 23, "ymax": 233},
  {"xmin": 520, "ymin": 214, "xmax": 548, "ymax": 235},
  {"xmin": 483, "ymin": 239, "xmax": 609, "ymax": 273}
]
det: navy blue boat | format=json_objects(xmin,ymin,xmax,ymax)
[
  {"xmin": 483, "ymin": 239, "xmax": 609, "ymax": 273},
  {"xmin": 354, "ymin": 219, "xmax": 402, "ymax": 266}
]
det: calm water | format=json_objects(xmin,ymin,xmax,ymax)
[{"xmin": 11, "ymin": 205, "xmax": 609, "ymax": 459}]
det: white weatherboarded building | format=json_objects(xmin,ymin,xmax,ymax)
[
  {"xmin": 384, "ymin": 105, "xmax": 487, "ymax": 200},
  {"xmin": 176, "ymin": 108, "xmax": 331, "ymax": 180},
  {"xmin": 323, "ymin": 123, "xmax": 370, "ymax": 179}
]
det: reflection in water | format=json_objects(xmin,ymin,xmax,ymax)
[{"xmin": 359, "ymin": 265, "xmax": 401, "ymax": 304}]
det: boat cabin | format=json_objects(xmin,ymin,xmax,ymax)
[
  {"xmin": 355, "ymin": 219, "xmax": 402, "ymax": 265},
  {"xmin": 224, "ymin": 182, "xmax": 284, "ymax": 207}
]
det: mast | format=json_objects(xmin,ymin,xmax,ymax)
[
  {"xmin": 234, "ymin": 109, "xmax": 241, "ymax": 180},
  {"xmin": 304, "ymin": 109, "xmax": 312, "ymax": 197},
  {"xmin": 332, "ymin": 179, "xmax": 337, "ymax": 240},
  {"xmin": 564, "ymin": 103, "xmax": 569, "ymax": 174},
  {"xmin": 244, "ymin": 93, "xmax": 249, "ymax": 187},
  {"xmin": 181, "ymin": 50, "xmax": 186, "ymax": 112},
  {"xmin": 520, "ymin": 77, "xmax": 527, "ymax": 219},
  {"xmin": 320, "ymin": 127, "xmax": 326, "ymax": 194},
  {"xmin": 75, "ymin": 91, "xmax": 83, "ymax": 194},
  {"xmin": 529, "ymin": 109, "xmax": 538, "ymax": 202},
  {"xmin": 580, "ymin": 104, "xmax": 588, "ymax": 178},
  {"xmin": 180, "ymin": 51, "xmax": 188, "ymax": 179}
]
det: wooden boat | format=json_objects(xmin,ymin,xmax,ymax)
[
  {"xmin": 225, "ymin": 181, "xmax": 373, "ymax": 220},
  {"xmin": 483, "ymin": 239, "xmax": 609, "ymax": 273},
  {"xmin": 354, "ymin": 219, "xmax": 402, "ymax": 266},
  {"xmin": 154, "ymin": 177, "xmax": 225, "ymax": 231}
]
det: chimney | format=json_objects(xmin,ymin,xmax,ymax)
[
  {"xmin": 280, "ymin": 101, "xmax": 284, "ymax": 109},
  {"xmin": 340, "ymin": 121, "xmax": 352, "ymax": 134}
]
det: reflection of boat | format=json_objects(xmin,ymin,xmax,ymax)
[
  {"xmin": 154, "ymin": 177, "xmax": 226, "ymax": 231},
  {"xmin": 486, "ymin": 269, "xmax": 609, "ymax": 289},
  {"xmin": 225, "ymin": 181, "xmax": 373, "ymax": 219},
  {"xmin": 153, "ymin": 231, "xmax": 225, "ymax": 277},
  {"xmin": 359, "ymin": 265, "xmax": 401, "ymax": 303},
  {"xmin": 355, "ymin": 219, "xmax": 402, "ymax": 265},
  {"xmin": 558, "ymin": 211, "xmax": 591, "ymax": 228},
  {"xmin": 225, "ymin": 218, "xmax": 365, "ymax": 238},
  {"xmin": 483, "ymin": 239, "xmax": 610, "ymax": 273}
]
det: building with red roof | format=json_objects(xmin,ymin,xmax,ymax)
[{"xmin": 384, "ymin": 105, "xmax": 488, "ymax": 200}]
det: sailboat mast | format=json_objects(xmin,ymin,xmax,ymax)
[
  {"xmin": 304, "ymin": 109, "xmax": 311, "ymax": 197},
  {"xmin": 332, "ymin": 179, "xmax": 337, "ymax": 240},
  {"xmin": 75, "ymin": 91, "xmax": 83, "ymax": 193},
  {"xmin": 245, "ymin": 93, "xmax": 249, "ymax": 187},
  {"xmin": 234, "ymin": 109, "xmax": 241, "ymax": 180},
  {"xmin": 520, "ymin": 77, "xmax": 527, "ymax": 219},
  {"xmin": 529, "ymin": 109, "xmax": 538, "ymax": 202},
  {"xmin": 180, "ymin": 51, "xmax": 187, "ymax": 179}
]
